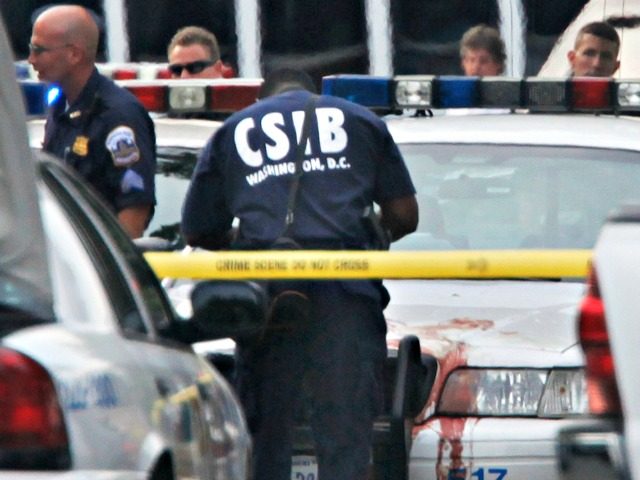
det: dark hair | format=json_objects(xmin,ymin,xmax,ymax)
[
  {"xmin": 258, "ymin": 68, "xmax": 317, "ymax": 99},
  {"xmin": 575, "ymin": 21, "xmax": 620, "ymax": 48},
  {"xmin": 606, "ymin": 15, "xmax": 640, "ymax": 29},
  {"xmin": 460, "ymin": 24, "xmax": 506, "ymax": 66},
  {"xmin": 167, "ymin": 26, "xmax": 220, "ymax": 62}
]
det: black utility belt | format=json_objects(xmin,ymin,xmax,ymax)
[{"xmin": 235, "ymin": 239, "xmax": 369, "ymax": 250}]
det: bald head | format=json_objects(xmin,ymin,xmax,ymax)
[
  {"xmin": 29, "ymin": 5, "xmax": 101, "ymax": 102},
  {"xmin": 34, "ymin": 5, "xmax": 99, "ymax": 61}
]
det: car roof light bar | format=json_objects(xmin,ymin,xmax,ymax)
[
  {"xmin": 122, "ymin": 83, "xmax": 169, "ymax": 112},
  {"xmin": 168, "ymin": 84, "xmax": 208, "ymax": 112},
  {"xmin": 480, "ymin": 77, "xmax": 523, "ymax": 108},
  {"xmin": 394, "ymin": 76, "xmax": 434, "ymax": 108},
  {"xmin": 116, "ymin": 79, "xmax": 262, "ymax": 114},
  {"xmin": 15, "ymin": 62, "xmax": 31, "ymax": 80},
  {"xmin": 208, "ymin": 82, "xmax": 262, "ymax": 112},
  {"xmin": 322, "ymin": 75, "xmax": 638, "ymax": 114},
  {"xmin": 434, "ymin": 76, "xmax": 479, "ymax": 108},
  {"xmin": 322, "ymin": 75, "xmax": 393, "ymax": 109},
  {"xmin": 616, "ymin": 80, "xmax": 640, "ymax": 111},
  {"xmin": 523, "ymin": 78, "xmax": 570, "ymax": 112},
  {"xmin": 19, "ymin": 81, "xmax": 61, "ymax": 116},
  {"xmin": 19, "ymin": 75, "xmax": 640, "ymax": 117},
  {"xmin": 19, "ymin": 79, "xmax": 263, "ymax": 116},
  {"xmin": 571, "ymin": 77, "xmax": 614, "ymax": 111}
]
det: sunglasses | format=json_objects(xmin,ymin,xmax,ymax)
[
  {"xmin": 168, "ymin": 60, "xmax": 215, "ymax": 76},
  {"xmin": 28, "ymin": 42, "xmax": 71, "ymax": 55}
]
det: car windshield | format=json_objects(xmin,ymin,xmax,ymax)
[{"xmin": 393, "ymin": 143, "xmax": 640, "ymax": 251}]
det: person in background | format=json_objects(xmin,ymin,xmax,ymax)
[
  {"xmin": 29, "ymin": 4, "xmax": 156, "ymax": 238},
  {"xmin": 167, "ymin": 25, "xmax": 232, "ymax": 78},
  {"xmin": 459, "ymin": 24, "xmax": 506, "ymax": 76},
  {"xmin": 181, "ymin": 68, "xmax": 418, "ymax": 479},
  {"xmin": 567, "ymin": 21, "xmax": 620, "ymax": 77}
]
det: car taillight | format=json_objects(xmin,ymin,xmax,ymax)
[
  {"xmin": 0, "ymin": 347, "xmax": 70, "ymax": 469},
  {"xmin": 577, "ymin": 266, "xmax": 621, "ymax": 416}
]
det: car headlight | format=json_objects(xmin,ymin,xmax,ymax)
[{"xmin": 438, "ymin": 368, "xmax": 587, "ymax": 417}]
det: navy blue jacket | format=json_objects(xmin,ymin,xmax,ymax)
[
  {"xmin": 182, "ymin": 89, "xmax": 414, "ymax": 248},
  {"xmin": 43, "ymin": 69, "xmax": 156, "ymax": 213}
]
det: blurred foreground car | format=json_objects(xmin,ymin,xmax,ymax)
[
  {"xmin": 3, "ymin": 29, "xmax": 255, "ymax": 480},
  {"xmin": 557, "ymin": 204, "xmax": 640, "ymax": 480},
  {"xmin": 24, "ymin": 73, "xmax": 640, "ymax": 479}
]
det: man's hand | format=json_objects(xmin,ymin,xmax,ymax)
[
  {"xmin": 118, "ymin": 205, "xmax": 152, "ymax": 238},
  {"xmin": 380, "ymin": 195, "xmax": 419, "ymax": 241}
]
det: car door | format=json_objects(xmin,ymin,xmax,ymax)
[{"xmin": 38, "ymin": 154, "xmax": 223, "ymax": 478}]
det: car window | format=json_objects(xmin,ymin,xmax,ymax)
[
  {"xmin": 393, "ymin": 144, "xmax": 640, "ymax": 251},
  {"xmin": 40, "ymin": 186, "xmax": 115, "ymax": 329},
  {"xmin": 39, "ymin": 157, "xmax": 175, "ymax": 337},
  {"xmin": 146, "ymin": 146, "xmax": 198, "ymax": 239}
]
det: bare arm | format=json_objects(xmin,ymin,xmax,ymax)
[
  {"xmin": 118, "ymin": 205, "xmax": 152, "ymax": 239},
  {"xmin": 379, "ymin": 195, "xmax": 419, "ymax": 242}
]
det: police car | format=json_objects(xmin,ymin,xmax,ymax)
[
  {"xmin": 23, "ymin": 72, "xmax": 640, "ymax": 480},
  {"xmin": 4, "ymin": 32, "xmax": 255, "ymax": 480}
]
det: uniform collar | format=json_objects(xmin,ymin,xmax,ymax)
[{"xmin": 51, "ymin": 68, "xmax": 102, "ymax": 120}]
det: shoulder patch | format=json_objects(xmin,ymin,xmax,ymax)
[
  {"xmin": 106, "ymin": 125, "xmax": 140, "ymax": 167},
  {"xmin": 120, "ymin": 168, "xmax": 145, "ymax": 193}
]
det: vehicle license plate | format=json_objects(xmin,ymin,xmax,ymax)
[{"xmin": 291, "ymin": 455, "xmax": 318, "ymax": 480}]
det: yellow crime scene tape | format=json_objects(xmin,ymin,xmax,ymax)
[{"xmin": 144, "ymin": 249, "xmax": 592, "ymax": 280}]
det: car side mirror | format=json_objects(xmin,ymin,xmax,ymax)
[
  {"xmin": 392, "ymin": 334, "xmax": 437, "ymax": 419},
  {"xmin": 190, "ymin": 280, "xmax": 268, "ymax": 340}
]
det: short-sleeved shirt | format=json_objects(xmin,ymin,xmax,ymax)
[
  {"xmin": 43, "ymin": 68, "xmax": 156, "ymax": 214},
  {"xmin": 182, "ymin": 89, "xmax": 415, "ymax": 249}
]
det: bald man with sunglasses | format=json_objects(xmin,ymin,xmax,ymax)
[{"xmin": 167, "ymin": 26, "xmax": 230, "ymax": 79}]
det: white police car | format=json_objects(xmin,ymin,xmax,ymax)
[
  {"xmin": 23, "ymin": 72, "xmax": 640, "ymax": 480},
  {"xmin": 322, "ymin": 74, "xmax": 640, "ymax": 480},
  {"xmin": 3, "ymin": 27, "xmax": 256, "ymax": 480}
]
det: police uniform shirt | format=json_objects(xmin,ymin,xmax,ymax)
[
  {"xmin": 43, "ymin": 68, "xmax": 156, "ymax": 214},
  {"xmin": 182, "ymin": 89, "xmax": 416, "ymax": 248}
]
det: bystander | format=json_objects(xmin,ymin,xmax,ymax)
[
  {"xmin": 567, "ymin": 21, "xmax": 620, "ymax": 77},
  {"xmin": 460, "ymin": 24, "xmax": 505, "ymax": 76}
]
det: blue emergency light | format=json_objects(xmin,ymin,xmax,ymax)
[
  {"xmin": 322, "ymin": 75, "xmax": 393, "ymax": 109},
  {"xmin": 20, "ymin": 81, "xmax": 60, "ymax": 116},
  {"xmin": 14, "ymin": 62, "xmax": 31, "ymax": 80}
]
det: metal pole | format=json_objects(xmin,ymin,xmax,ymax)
[
  {"xmin": 497, "ymin": 0, "xmax": 526, "ymax": 76},
  {"xmin": 103, "ymin": 0, "xmax": 129, "ymax": 62},
  {"xmin": 365, "ymin": 0, "xmax": 394, "ymax": 76},
  {"xmin": 235, "ymin": 0, "xmax": 262, "ymax": 78}
]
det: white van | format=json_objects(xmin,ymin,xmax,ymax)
[{"xmin": 538, "ymin": 0, "xmax": 640, "ymax": 77}]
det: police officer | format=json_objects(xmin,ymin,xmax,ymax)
[
  {"xmin": 29, "ymin": 5, "xmax": 156, "ymax": 238},
  {"xmin": 182, "ymin": 68, "xmax": 418, "ymax": 479}
]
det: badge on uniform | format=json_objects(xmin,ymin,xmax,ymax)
[
  {"xmin": 72, "ymin": 135, "xmax": 89, "ymax": 156},
  {"xmin": 105, "ymin": 125, "xmax": 140, "ymax": 167}
]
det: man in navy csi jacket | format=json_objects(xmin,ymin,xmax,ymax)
[{"xmin": 182, "ymin": 68, "xmax": 418, "ymax": 479}]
